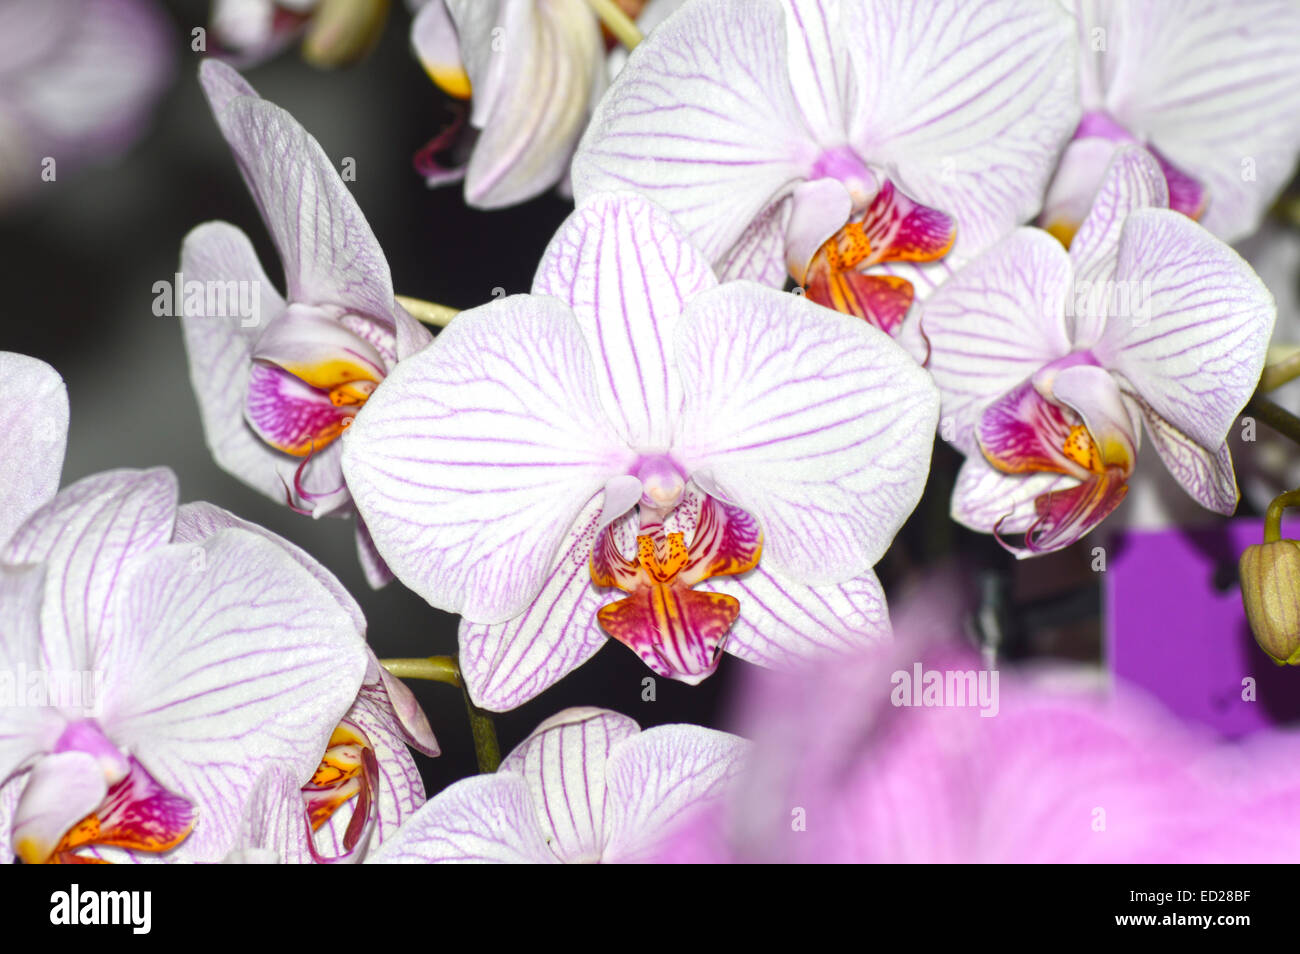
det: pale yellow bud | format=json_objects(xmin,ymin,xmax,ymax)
[{"xmin": 1240, "ymin": 540, "xmax": 1300, "ymax": 665}]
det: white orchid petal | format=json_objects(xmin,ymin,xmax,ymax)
[
  {"xmin": 0, "ymin": 352, "xmax": 67, "ymax": 544},
  {"xmin": 198, "ymin": 61, "xmax": 402, "ymax": 323},
  {"xmin": 1069, "ymin": 145, "xmax": 1169, "ymax": 292},
  {"xmin": 343, "ymin": 294, "xmax": 628, "ymax": 622},
  {"xmin": 922, "ymin": 229, "xmax": 1074, "ymax": 456},
  {"xmin": 845, "ymin": 0, "xmax": 1079, "ymax": 255},
  {"xmin": 2, "ymin": 469, "xmax": 178, "ymax": 675},
  {"xmin": 0, "ymin": 564, "xmax": 64, "ymax": 779},
  {"xmin": 178, "ymin": 222, "xmax": 289, "ymax": 505},
  {"xmin": 534, "ymin": 193, "xmax": 716, "ymax": 447},
  {"xmin": 458, "ymin": 498, "xmax": 617, "ymax": 712},
  {"xmin": 367, "ymin": 772, "xmax": 558, "ymax": 864},
  {"xmin": 676, "ymin": 282, "xmax": 939, "ymax": 583},
  {"xmin": 1097, "ymin": 208, "xmax": 1274, "ymax": 449},
  {"xmin": 572, "ymin": 0, "xmax": 817, "ymax": 270},
  {"xmin": 712, "ymin": 565, "xmax": 891, "ymax": 669},
  {"xmin": 456, "ymin": 0, "xmax": 603, "ymax": 207},
  {"xmin": 604, "ymin": 723, "xmax": 749, "ymax": 863},
  {"xmin": 499, "ymin": 706, "xmax": 640, "ymax": 863},
  {"xmin": 951, "ymin": 455, "xmax": 1074, "ymax": 535},
  {"xmin": 1135, "ymin": 400, "xmax": 1238, "ymax": 515}
]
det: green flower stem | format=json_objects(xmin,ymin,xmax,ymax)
[
  {"xmin": 379, "ymin": 655, "xmax": 461, "ymax": 685},
  {"xmin": 1264, "ymin": 489, "xmax": 1300, "ymax": 544},
  {"xmin": 379, "ymin": 655, "xmax": 501, "ymax": 773},
  {"xmin": 1245, "ymin": 392, "xmax": 1300, "ymax": 450}
]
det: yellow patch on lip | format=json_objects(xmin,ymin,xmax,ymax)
[
  {"xmin": 1045, "ymin": 219, "xmax": 1078, "ymax": 249},
  {"xmin": 424, "ymin": 63, "xmax": 472, "ymax": 100},
  {"xmin": 1061, "ymin": 423, "xmax": 1102, "ymax": 473},
  {"xmin": 276, "ymin": 357, "xmax": 380, "ymax": 393},
  {"xmin": 306, "ymin": 723, "xmax": 368, "ymax": 831}
]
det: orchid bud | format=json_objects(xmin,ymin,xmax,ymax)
[
  {"xmin": 1240, "ymin": 539, "xmax": 1300, "ymax": 665},
  {"xmin": 302, "ymin": 0, "xmax": 389, "ymax": 69}
]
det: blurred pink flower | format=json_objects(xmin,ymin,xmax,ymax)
[{"xmin": 655, "ymin": 572, "xmax": 1300, "ymax": 863}]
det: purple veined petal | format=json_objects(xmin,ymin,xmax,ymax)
[
  {"xmin": 1128, "ymin": 394, "xmax": 1238, "ymax": 516},
  {"xmin": 342, "ymin": 294, "xmax": 630, "ymax": 623},
  {"xmin": 1095, "ymin": 208, "xmax": 1274, "ymax": 450},
  {"xmin": 451, "ymin": 0, "xmax": 604, "ymax": 207},
  {"xmin": 498, "ymin": 707, "xmax": 640, "ymax": 863},
  {"xmin": 1073, "ymin": 0, "xmax": 1300, "ymax": 242},
  {"xmin": 10, "ymin": 751, "xmax": 106, "ymax": 864},
  {"xmin": 0, "ymin": 564, "xmax": 65, "ymax": 779},
  {"xmin": 367, "ymin": 772, "xmax": 558, "ymax": 864},
  {"xmin": 1039, "ymin": 136, "xmax": 1127, "ymax": 244},
  {"xmin": 921, "ymin": 228, "xmax": 1074, "ymax": 457},
  {"xmin": 0, "ymin": 352, "xmax": 67, "ymax": 545},
  {"xmin": 785, "ymin": 177, "xmax": 853, "ymax": 280},
  {"xmin": 709, "ymin": 565, "xmax": 891, "ymax": 670},
  {"xmin": 2, "ymin": 468, "xmax": 178, "ymax": 676},
  {"xmin": 951, "ymin": 455, "xmax": 1076, "ymax": 536},
  {"xmin": 392, "ymin": 301, "xmax": 433, "ymax": 362},
  {"xmin": 716, "ymin": 196, "xmax": 792, "ymax": 287},
  {"xmin": 572, "ymin": 0, "xmax": 819, "ymax": 271},
  {"xmin": 96, "ymin": 527, "xmax": 368, "ymax": 863},
  {"xmin": 458, "ymin": 498, "xmax": 622, "ymax": 712},
  {"xmin": 533, "ymin": 192, "xmax": 717, "ymax": 448},
  {"xmin": 197, "ymin": 61, "xmax": 402, "ymax": 323},
  {"xmin": 675, "ymin": 282, "xmax": 939, "ymax": 584},
  {"xmin": 354, "ymin": 519, "xmax": 394, "ymax": 589},
  {"xmin": 411, "ymin": 0, "xmax": 467, "ymax": 96},
  {"xmin": 310, "ymin": 682, "xmax": 428, "ymax": 860},
  {"xmin": 781, "ymin": 0, "xmax": 857, "ymax": 141},
  {"xmin": 223, "ymin": 767, "xmax": 313, "ymax": 864},
  {"xmin": 172, "ymin": 499, "xmax": 365, "ymax": 632},
  {"xmin": 178, "ymin": 221, "xmax": 290, "ymax": 504},
  {"xmin": 370, "ymin": 661, "xmax": 440, "ymax": 757},
  {"xmin": 603, "ymin": 723, "xmax": 750, "ymax": 863},
  {"xmin": 1068, "ymin": 146, "xmax": 1169, "ymax": 293},
  {"xmin": 844, "ymin": 0, "xmax": 1079, "ymax": 257}
]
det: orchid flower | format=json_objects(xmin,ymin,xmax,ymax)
[
  {"xmin": 570, "ymin": 0, "xmax": 1079, "ymax": 339},
  {"xmin": 180, "ymin": 60, "xmax": 432, "ymax": 588},
  {"xmin": 0, "ymin": 468, "xmax": 371, "ymax": 864},
  {"xmin": 410, "ymin": 0, "xmax": 682, "ymax": 208},
  {"xmin": 651, "ymin": 572, "xmax": 1300, "ymax": 863},
  {"xmin": 0, "ymin": 353, "xmax": 438, "ymax": 862},
  {"xmin": 369, "ymin": 707, "xmax": 747, "ymax": 864},
  {"xmin": 1042, "ymin": 0, "xmax": 1300, "ymax": 245},
  {"xmin": 922, "ymin": 146, "xmax": 1275, "ymax": 556},
  {"xmin": 174, "ymin": 502, "xmax": 440, "ymax": 863},
  {"xmin": 342, "ymin": 192, "xmax": 939, "ymax": 710},
  {"xmin": 0, "ymin": 0, "xmax": 173, "ymax": 208}
]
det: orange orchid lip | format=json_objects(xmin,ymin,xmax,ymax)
[
  {"xmin": 590, "ymin": 493, "xmax": 762, "ymax": 682},
  {"xmin": 799, "ymin": 180, "xmax": 956, "ymax": 336}
]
